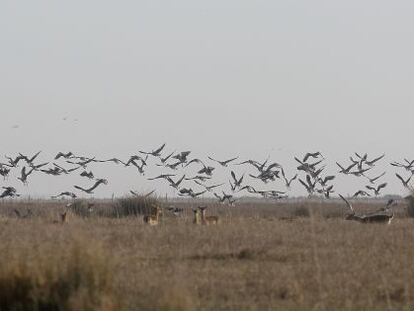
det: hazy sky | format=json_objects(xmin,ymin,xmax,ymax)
[{"xmin": 1, "ymin": 1, "xmax": 414, "ymax": 198}]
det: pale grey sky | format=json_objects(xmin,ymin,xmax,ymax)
[{"xmin": 1, "ymin": 1, "xmax": 414, "ymax": 198}]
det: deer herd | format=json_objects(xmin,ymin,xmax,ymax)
[{"xmin": 142, "ymin": 204, "xmax": 219, "ymax": 226}]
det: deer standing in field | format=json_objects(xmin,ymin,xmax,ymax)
[
  {"xmin": 53, "ymin": 212, "xmax": 68, "ymax": 224},
  {"xmin": 143, "ymin": 204, "xmax": 162, "ymax": 225},
  {"xmin": 198, "ymin": 206, "xmax": 219, "ymax": 225},
  {"xmin": 192, "ymin": 208, "xmax": 201, "ymax": 224}
]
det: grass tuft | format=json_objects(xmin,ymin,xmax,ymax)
[
  {"xmin": 0, "ymin": 239, "xmax": 116, "ymax": 311},
  {"xmin": 114, "ymin": 195, "xmax": 161, "ymax": 218}
]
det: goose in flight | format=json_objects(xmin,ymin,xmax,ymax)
[
  {"xmin": 166, "ymin": 175, "xmax": 186, "ymax": 189},
  {"xmin": 295, "ymin": 157, "xmax": 323, "ymax": 174},
  {"xmin": 172, "ymin": 151, "xmax": 191, "ymax": 163},
  {"xmin": 249, "ymin": 170, "xmax": 278, "ymax": 184},
  {"xmin": 129, "ymin": 159, "xmax": 146, "ymax": 175},
  {"xmin": 157, "ymin": 161, "xmax": 182, "ymax": 170},
  {"xmin": 0, "ymin": 186, "xmax": 19, "ymax": 198},
  {"xmin": 125, "ymin": 155, "xmax": 148, "ymax": 167},
  {"xmin": 309, "ymin": 166, "xmax": 325, "ymax": 179},
  {"xmin": 238, "ymin": 185, "xmax": 257, "ymax": 194},
  {"xmin": 52, "ymin": 192, "xmax": 77, "ymax": 199},
  {"xmin": 214, "ymin": 191, "xmax": 235, "ymax": 204},
  {"xmin": 365, "ymin": 154, "xmax": 385, "ymax": 167},
  {"xmin": 0, "ymin": 166, "xmax": 10, "ymax": 179},
  {"xmin": 5, "ymin": 154, "xmax": 26, "ymax": 167},
  {"xmin": 390, "ymin": 159, "xmax": 414, "ymax": 172},
  {"xmin": 178, "ymin": 188, "xmax": 206, "ymax": 198},
  {"xmin": 74, "ymin": 178, "xmax": 108, "ymax": 194},
  {"xmin": 229, "ymin": 179, "xmax": 237, "ymax": 192},
  {"xmin": 144, "ymin": 190, "xmax": 156, "ymax": 197},
  {"xmin": 236, "ymin": 158, "xmax": 270, "ymax": 172},
  {"xmin": 20, "ymin": 151, "xmax": 41, "ymax": 165},
  {"xmin": 66, "ymin": 157, "xmax": 98, "ymax": 168},
  {"xmin": 194, "ymin": 180, "xmax": 224, "ymax": 192},
  {"xmin": 80, "ymin": 170, "xmax": 94, "ymax": 179},
  {"xmin": 365, "ymin": 183, "xmax": 387, "ymax": 196},
  {"xmin": 322, "ymin": 185, "xmax": 334, "ymax": 198},
  {"xmin": 18, "ymin": 166, "xmax": 35, "ymax": 185},
  {"xmin": 365, "ymin": 172, "xmax": 386, "ymax": 184},
  {"xmin": 317, "ymin": 175, "xmax": 335, "ymax": 187},
  {"xmin": 198, "ymin": 164, "xmax": 215, "ymax": 176},
  {"xmin": 40, "ymin": 167, "xmax": 63, "ymax": 176},
  {"xmin": 336, "ymin": 162, "xmax": 357, "ymax": 174},
  {"xmin": 395, "ymin": 173, "xmax": 412, "ymax": 188},
  {"xmin": 103, "ymin": 158, "xmax": 128, "ymax": 166},
  {"xmin": 352, "ymin": 190, "xmax": 371, "ymax": 198},
  {"xmin": 281, "ymin": 168, "xmax": 297, "ymax": 188},
  {"xmin": 130, "ymin": 189, "xmax": 156, "ymax": 197},
  {"xmin": 147, "ymin": 174, "xmax": 176, "ymax": 181},
  {"xmin": 159, "ymin": 151, "xmax": 175, "ymax": 164},
  {"xmin": 54, "ymin": 152, "xmax": 74, "ymax": 160},
  {"xmin": 139, "ymin": 143, "xmax": 166, "ymax": 157},
  {"xmin": 29, "ymin": 162, "xmax": 49, "ymax": 171},
  {"xmin": 349, "ymin": 167, "xmax": 371, "ymax": 177},
  {"xmin": 208, "ymin": 156, "xmax": 239, "ymax": 167},
  {"xmin": 303, "ymin": 152, "xmax": 323, "ymax": 163},
  {"xmin": 185, "ymin": 175, "xmax": 212, "ymax": 182},
  {"xmin": 53, "ymin": 163, "xmax": 80, "ymax": 174},
  {"xmin": 230, "ymin": 171, "xmax": 244, "ymax": 189},
  {"xmin": 299, "ymin": 175, "xmax": 316, "ymax": 196},
  {"xmin": 355, "ymin": 152, "xmax": 368, "ymax": 162}
]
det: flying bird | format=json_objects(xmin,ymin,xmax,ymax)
[
  {"xmin": 395, "ymin": 173, "xmax": 412, "ymax": 188},
  {"xmin": 139, "ymin": 143, "xmax": 166, "ymax": 157},
  {"xmin": 366, "ymin": 183, "xmax": 387, "ymax": 196},
  {"xmin": 74, "ymin": 178, "xmax": 108, "ymax": 194},
  {"xmin": 208, "ymin": 156, "xmax": 239, "ymax": 167}
]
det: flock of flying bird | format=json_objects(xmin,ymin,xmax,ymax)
[{"xmin": 0, "ymin": 144, "xmax": 413, "ymax": 208}]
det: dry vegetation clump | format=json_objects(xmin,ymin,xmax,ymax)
[
  {"xmin": 114, "ymin": 195, "xmax": 161, "ymax": 218},
  {"xmin": 292, "ymin": 205, "xmax": 311, "ymax": 218},
  {"xmin": 0, "ymin": 231, "xmax": 117, "ymax": 311}
]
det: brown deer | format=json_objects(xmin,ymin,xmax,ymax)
[
  {"xmin": 143, "ymin": 204, "xmax": 162, "ymax": 225},
  {"xmin": 198, "ymin": 206, "xmax": 219, "ymax": 225},
  {"xmin": 192, "ymin": 208, "xmax": 201, "ymax": 224},
  {"xmin": 53, "ymin": 212, "xmax": 68, "ymax": 224}
]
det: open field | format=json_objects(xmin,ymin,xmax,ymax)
[{"xmin": 1, "ymin": 198, "xmax": 414, "ymax": 311}]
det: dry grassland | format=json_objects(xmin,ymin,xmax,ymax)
[{"xmin": 0, "ymin": 199, "xmax": 413, "ymax": 311}]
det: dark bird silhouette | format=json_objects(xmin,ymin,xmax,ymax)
[
  {"xmin": 303, "ymin": 152, "xmax": 323, "ymax": 163},
  {"xmin": 281, "ymin": 168, "xmax": 297, "ymax": 188},
  {"xmin": 139, "ymin": 143, "xmax": 166, "ymax": 157},
  {"xmin": 52, "ymin": 192, "xmax": 77, "ymax": 199},
  {"xmin": 365, "ymin": 172, "xmax": 386, "ymax": 184},
  {"xmin": 0, "ymin": 187, "xmax": 19, "ymax": 198},
  {"xmin": 18, "ymin": 166, "xmax": 35, "ymax": 185},
  {"xmin": 80, "ymin": 170, "xmax": 94, "ymax": 179},
  {"xmin": 366, "ymin": 183, "xmax": 387, "ymax": 196},
  {"xmin": 208, "ymin": 156, "xmax": 239, "ymax": 167},
  {"xmin": 54, "ymin": 151, "xmax": 74, "ymax": 160},
  {"xmin": 395, "ymin": 173, "xmax": 412, "ymax": 188},
  {"xmin": 74, "ymin": 179, "xmax": 108, "ymax": 194}
]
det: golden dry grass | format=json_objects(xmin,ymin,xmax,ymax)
[{"xmin": 0, "ymin": 198, "xmax": 413, "ymax": 311}]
